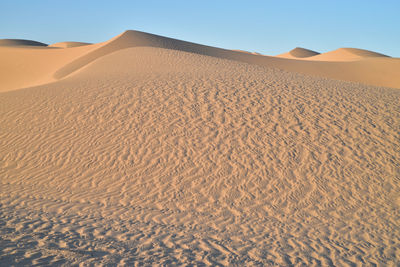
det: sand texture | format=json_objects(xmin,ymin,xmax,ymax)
[{"xmin": 1, "ymin": 31, "xmax": 400, "ymax": 266}]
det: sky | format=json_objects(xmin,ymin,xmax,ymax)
[{"xmin": 1, "ymin": 0, "xmax": 399, "ymax": 56}]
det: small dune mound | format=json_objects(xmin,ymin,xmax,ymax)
[
  {"xmin": 0, "ymin": 39, "xmax": 48, "ymax": 47},
  {"xmin": 233, "ymin": 49, "xmax": 263, "ymax": 55},
  {"xmin": 309, "ymin": 48, "xmax": 389, "ymax": 61},
  {"xmin": 340, "ymin": 47, "xmax": 389, "ymax": 57},
  {"xmin": 49, "ymin": 42, "xmax": 92, "ymax": 48},
  {"xmin": 288, "ymin": 47, "xmax": 320, "ymax": 58},
  {"xmin": 276, "ymin": 47, "xmax": 320, "ymax": 59}
]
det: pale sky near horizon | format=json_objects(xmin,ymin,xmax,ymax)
[{"xmin": 1, "ymin": 0, "xmax": 399, "ymax": 56}]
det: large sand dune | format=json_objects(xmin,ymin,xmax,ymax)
[{"xmin": 1, "ymin": 31, "xmax": 399, "ymax": 265}]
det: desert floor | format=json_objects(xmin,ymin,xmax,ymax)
[{"xmin": 1, "ymin": 31, "xmax": 399, "ymax": 266}]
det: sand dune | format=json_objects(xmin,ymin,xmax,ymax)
[
  {"xmin": 276, "ymin": 47, "xmax": 320, "ymax": 59},
  {"xmin": 278, "ymin": 47, "xmax": 388, "ymax": 61},
  {"xmin": 1, "ymin": 30, "xmax": 399, "ymax": 91},
  {"xmin": 309, "ymin": 47, "xmax": 389, "ymax": 61},
  {"xmin": 49, "ymin": 41, "xmax": 92, "ymax": 48},
  {"xmin": 1, "ymin": 31, "xmax": 400, "ymax": 265},
  {"xmin": 52, "ymin": 30, "xmax": 257, "ymax": 80},
  {"xmin": 0, "ymin": 39, "xmax": 48, "ymax": 47},
  {"xmin": 53, "ymin": 30, "xmax": 400, "ymax": 88},
  {"xmin": 233, "ymin": 49, "xmax": 263, "ymax": 55}
]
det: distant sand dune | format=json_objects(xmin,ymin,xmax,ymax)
[
  {"xmin": 49, "ymin": 41, "xmax": 92, "ymax": 48},
  {"xmin": 276, "ymin": 47, "xmax": 320, "ymax": 59},
  {"xmin": 309, "ymin": 47, "xmax": 389, "ymax": 61},
  {"xmin": 0, "ymin": 39, "xmax": 48, "ymax": 47},
  {"xmin": 232, "ymin": 49, "xmax": 263, "ymax": 55}
]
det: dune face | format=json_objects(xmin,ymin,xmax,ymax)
[
  {"xmin": 0, "ymin": 39, "xmax": 48, "ymax": 47},
  {"xmin": 49, "ymin": 41, "xmax": 92, "ymax": 48},
  {"xmin": 1, "ymin": 31, "xmax": 400, "ymax": 265}
]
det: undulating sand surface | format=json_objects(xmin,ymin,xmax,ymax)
[{"xmin": 1, "ymin": 30, "xmax": 400, "ymax": 265}]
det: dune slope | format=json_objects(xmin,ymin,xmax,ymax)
[{"xmin": 1, "ymin": 47, "xmax": 399, "ymax": 265}]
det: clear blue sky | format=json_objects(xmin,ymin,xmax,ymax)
[{"xmin": 1, "ymin": 0, "xmax": 399, "ymax": 56}]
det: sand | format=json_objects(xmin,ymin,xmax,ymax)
[{"xmin": 1, "ymin": 31, "xmax": 399, "ymax": 265}]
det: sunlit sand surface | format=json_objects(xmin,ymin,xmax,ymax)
[{"xmin": 1, "ymin": 30, "xmax": 399, "ymax": 265}]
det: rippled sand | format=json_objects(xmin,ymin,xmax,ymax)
[{"xmin": 1, "ymin": 31, "xmax": 399, "ymax": 265}]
